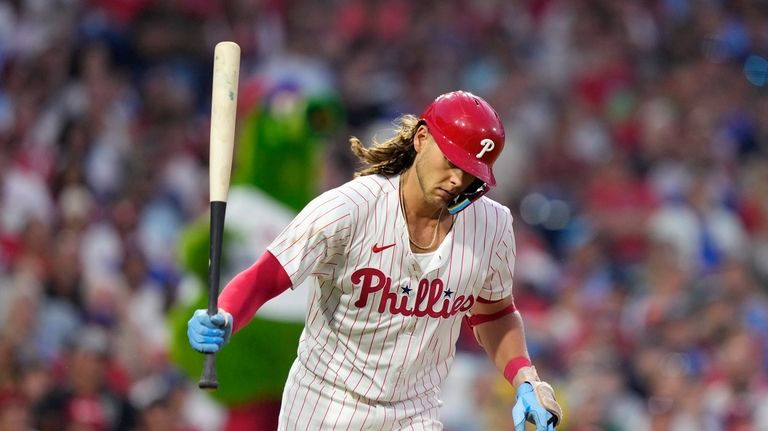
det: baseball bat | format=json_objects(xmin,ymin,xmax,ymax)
[{"xmin": 199, "ymin": 41, "xmax": 240, "ymax": 390}]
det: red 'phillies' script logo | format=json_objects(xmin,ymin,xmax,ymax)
[{"xmin": 352, "ymin": 268, "xmax": 474, "ymax": 317}]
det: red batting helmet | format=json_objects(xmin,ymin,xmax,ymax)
[{"xmin": 420, "ymin": 91, "xmax": 505, "ymax": 186}]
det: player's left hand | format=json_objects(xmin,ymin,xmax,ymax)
[{"xmin": 512, "ymin": 381, "xmax": 562, "ymax": 431}]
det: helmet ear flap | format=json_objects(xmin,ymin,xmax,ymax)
[{"xmin": 447, "ymin": 179, "xmax": 490, "ymax": 214}]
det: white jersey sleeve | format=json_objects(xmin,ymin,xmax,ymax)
[
  {"xmin": 478, "ymin": 205, "xmax": 516, "ymax": 301},
  {"xmin": 267, "ymin": 189, "xmax": 353, "ymax": 288}
]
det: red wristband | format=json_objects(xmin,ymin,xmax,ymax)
[{"xmin": 503, "ymin": 356, "xmax": 532, "ymax": 384}]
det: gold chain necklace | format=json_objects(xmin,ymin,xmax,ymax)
[{"xmin": 400, "ymin": 177, "xmax": 444, "ymax": 250}]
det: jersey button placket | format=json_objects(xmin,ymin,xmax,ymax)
[{"xmin": 403, "ymin": 276, "xmax": 417, "ymax": 334}]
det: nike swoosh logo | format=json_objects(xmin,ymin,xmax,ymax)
[{"xmin": 372, "ymin": 243, "xmax": 396, "ymax": 253}]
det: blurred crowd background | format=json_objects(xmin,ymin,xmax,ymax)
[{"xmin": 1, "ymin": 0, "xmax": 768, "ymax": 430}]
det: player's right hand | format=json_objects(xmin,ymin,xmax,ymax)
[{"xmin": 187, "ymin": 309, "xmax": 233, "ymax": 353}]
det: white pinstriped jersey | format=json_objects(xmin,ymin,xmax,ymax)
[{"xmin": 267, "ymin": 174, "xmax": 515, "ymax": 416}]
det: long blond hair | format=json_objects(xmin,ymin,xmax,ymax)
[{"xmin": 350, "ymin": 115, "xmax": 421, "ymax": 177}]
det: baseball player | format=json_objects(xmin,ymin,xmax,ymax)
[{"xmin": 188, "ymin": 91, "xmax": 562, "ymax": 430}]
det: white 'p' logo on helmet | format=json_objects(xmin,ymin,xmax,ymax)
[{"xmin": 476, "ymin": 138, "xmax": 495, "ymax": 159}]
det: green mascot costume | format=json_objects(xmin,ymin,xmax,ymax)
[{"xmin": 168, "ymin": 80, "xmax": 344, "ymax": 430}]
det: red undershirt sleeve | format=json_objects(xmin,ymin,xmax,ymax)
[{"xmin": 217, "ymin": 250, "xmax": 293, "ymax": 333}]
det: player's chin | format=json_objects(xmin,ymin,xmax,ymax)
[
  {"xmin": 428, "ymin": 195, "xmax": 450, "ymax": 209},
  {"xmin": 434, "ymin": 188, "xmax": 455, "ymax": 203}
]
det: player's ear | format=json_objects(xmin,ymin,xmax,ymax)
[{"xmin": 413, "ymin": 124, "xmax": 430, "ymax": 153}]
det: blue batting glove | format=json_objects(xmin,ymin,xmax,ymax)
[
  {"xmin": 187, "ymin": 309, "xmax": 233, "ymax": 353},
  {"xmin": 513, "ymin": 382, "xmax": 558, "ymax": 431}
]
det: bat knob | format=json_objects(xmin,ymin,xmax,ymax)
[{"xmin": 198, "ymin": 380, "xmax": 219, "ymax": 391}]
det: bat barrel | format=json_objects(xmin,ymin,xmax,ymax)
[{"xmin": 209, "ymin": 41, "xmax": 240, "ymax": 203}]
